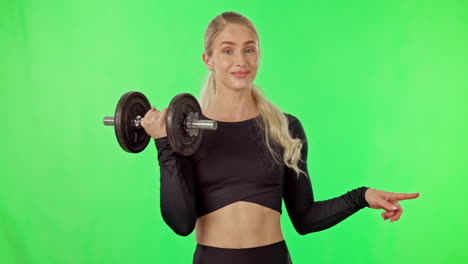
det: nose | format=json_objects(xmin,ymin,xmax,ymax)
[{"xmin": 234, "ymin": 52, "xmax": 247, "ymax": 67}]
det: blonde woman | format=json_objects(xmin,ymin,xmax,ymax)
[{"xmin": 141, "ymin": 11, "xmax": 420, "ymax": 264}]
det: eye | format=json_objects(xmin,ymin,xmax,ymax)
[
  {"xmin": 223, "ymin": 49, "xmax": 233, "ymax": 55},
  {"xmin": 245, "ymin": 49, "xmax": 255, "ymax": 53}
]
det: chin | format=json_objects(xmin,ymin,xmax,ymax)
[
  {"xmin": 233, "ymin": 78, "xmax": 254, "ymax": 88},
  {"xmin": 230, "ymin": 82, "xmax": 253, "ymax": 91}
]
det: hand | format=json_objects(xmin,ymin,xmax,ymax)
[
  {"xmin": 140, "ymin": 106, "xmax": 168, "ymax": 139},
  {"xmin": 364, "ymin": 188, "xmax": 420, "ymax": 223}
]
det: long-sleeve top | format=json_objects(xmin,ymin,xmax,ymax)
[{"xmin": 154, "ymin": 112, "xmax": 369, "ymax": 236}]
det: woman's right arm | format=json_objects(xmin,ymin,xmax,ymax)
[{"xmin": 155, "ymin": 136, "xmax": 198, "ymax": 236}]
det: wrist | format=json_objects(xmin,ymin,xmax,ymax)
[{"xmin": 363, "ymin": 187, "xmax": 371, "ymax": 208}]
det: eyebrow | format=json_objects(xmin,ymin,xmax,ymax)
[{"xmin": 220, "ymin": 40, "xmax": 256, "ymax": 46}]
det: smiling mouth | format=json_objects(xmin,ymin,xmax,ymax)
[{"xmin": 231, "ymin": 71, "xmax": 250, "ymax": 78}]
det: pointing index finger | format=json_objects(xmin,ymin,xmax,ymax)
[{"xmin": 393, "ymin": 192, "xmax": 420, "ymax": 201}]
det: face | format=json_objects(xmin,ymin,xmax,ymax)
[{"xmin": 203, "ymin": 24, "xmax": 260, "ymax": 92}]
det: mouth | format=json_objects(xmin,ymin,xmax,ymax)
[{"xmin": 231, "ymin": 71, "xmax": 250, "ymax": 78}]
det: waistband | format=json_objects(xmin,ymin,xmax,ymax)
[{"xmin": 196, "ymin": 240, "xmax": 286, "ymax": 251}]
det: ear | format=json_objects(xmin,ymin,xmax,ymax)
[{"xmin": 202, "ymin": 52, "xmax": 213, "ymax": 71}]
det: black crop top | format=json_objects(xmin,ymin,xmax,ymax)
[{"xmin": 154, "ymin": 113, "xmax": 369, "ymax": 236}]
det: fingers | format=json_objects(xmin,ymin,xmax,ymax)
[
  {"xmin": 378, "ymin": 199, "xmax": 398, "ymax": 212},
  {"xmin": 392, "ymin": 192, "xmax": 420, "ymax": 201},
  {"xmin": 373, "ymin": 190, "xmax": 419, "ymax": 223},
  {"xmin": 159, "ymin": 108, "xmax": 168, "ymax": 119},
  {"xmin": 390, "ymin": 202, "xmax": 403, "ymax": 222},
  {"xmin": 381, "ymin": 201, "xmax": 403, "ymax": 222},
  {"xmin": 381, "ymin": 211, "xmax": 395, "ymax": 221},
  {"xmin": 143, "ymin": 106, "xmax": 161, "ymax": 120},
  {"xmin": 143, "ymin": 106, "xmax": 156, "ymax": 118},
  {"xmin": 139, "ymin": 106, "xmax": 168, "ymax": 139}
]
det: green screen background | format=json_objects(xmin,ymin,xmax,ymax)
[{"xmin": 1, "ymin": 0, "xmax": 467, "ymax": 263}]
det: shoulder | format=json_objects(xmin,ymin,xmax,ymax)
[
  {"xmin": 282, "ymin": 112, "xmax": 306, "ymax": 139},
  {"xmin": 282, "ymin": 112, "xmax": 303, "ymax": 128}
]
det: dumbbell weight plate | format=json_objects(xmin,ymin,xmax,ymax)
[
  {"xmin": 166, "ymin": 93, "xmax": 203, "ymax": 156},
  {"xmin": 114, "ymin": 91, "xmax": 151, "ymax": 153}
]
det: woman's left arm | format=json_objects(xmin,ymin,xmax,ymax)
[
  {"xmin": 283, "ymin": 114, "xmax": 420, "ymax": 235},
  {"xmin": 283, "ymin": 114, "xmax": 370, "ymax": 235}
]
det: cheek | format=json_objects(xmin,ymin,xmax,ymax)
[
  {"xmin": 213, "ymin": 57, "xmax": 231, "ymax": 71},
  {"xmin": 248, "ymin": 56, "xmax": 259, "ymax": 68},
  {"xmin": 221, "ymin": 59, "xmax": 232, "ymax": 69}
]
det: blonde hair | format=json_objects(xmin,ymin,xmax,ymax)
[{"xmin": 200, "ymin": 11, "xmax": 308, "ymax": 179}]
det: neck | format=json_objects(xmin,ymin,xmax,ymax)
[{"xmin": 204, "ymin": 85, "xmax": 259, "ymax": 122}]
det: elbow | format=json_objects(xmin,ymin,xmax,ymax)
[
  {"xmin": 295, "ymin": 222, "xmax": 332, "ymax": 235},
  {"xmin": 294, "ymin": 224, "xmax": 308, "ymax": 236},
  {"xmin": 163, "ymin": 216, "xmax": 195, "ymax": 236},
  {"xmin": 171, "ymin": 222, "xmax": 195, "ymax": 237},
  {"xmin": 297, "ymin": 229, "xmax": 307, "ymax": 236},
  {"xmin": 294, "ymin": 224, "xmax": 321, "ymax": 236},
  {"xmin": 290, "ymin": 213, "xmax": 310, "ymax": 236},
  {"xmin": 161, "ymin": 208, "xmax": 196, "ymax": 237},
  {"xmin": 292, "ymin": 219, "xmax": 322, "ymax": 236},
  {"xmin": 291, "ymin": 219, "xmax": 307, "ymax": 235}
]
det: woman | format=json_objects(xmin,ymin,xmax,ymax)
[{"xmin": 141, "ymin": 11, "xmax": 420, "ymax": 264}]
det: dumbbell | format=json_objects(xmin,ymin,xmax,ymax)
[{"xmin": 103, "ymin": 91, "xmax": 217, "ymax": 156}]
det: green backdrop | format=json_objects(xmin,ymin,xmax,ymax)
[{"xmin": 1, "ymin": 0, "xmax": 467, "ymax": 263}]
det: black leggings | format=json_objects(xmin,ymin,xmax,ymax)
[{"xmin": 193, "ymin": 240, "xmax": 293, "ymax": 264}]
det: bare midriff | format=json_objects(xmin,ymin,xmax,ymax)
[{"xmin": 195, "ymin": 201, "xmax": 284, "ymax": 249}]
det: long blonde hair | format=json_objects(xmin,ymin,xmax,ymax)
[{"xmin": 199, "ymin": 11, "xmax": 308, "ymax": 179}]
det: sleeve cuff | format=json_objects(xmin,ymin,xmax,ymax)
[
  {"xmin": 343, "ymin": 186, "xmax": 370, "ymax": 210},
  {"xmin": 359, "ymin": 186, "xmax": 370, "ymax": 208},
  {"xmin": 154, "ymin": 136, "xmax": 169, "ymax": 149}
]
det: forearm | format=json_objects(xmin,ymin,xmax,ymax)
[
  {"xmin": 155, "ymin": 138, "xmax": 197, "ymax": 236},
  {"xmin": 289, "ymin": 187, "xmax": 369, "ymax": 235}
]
